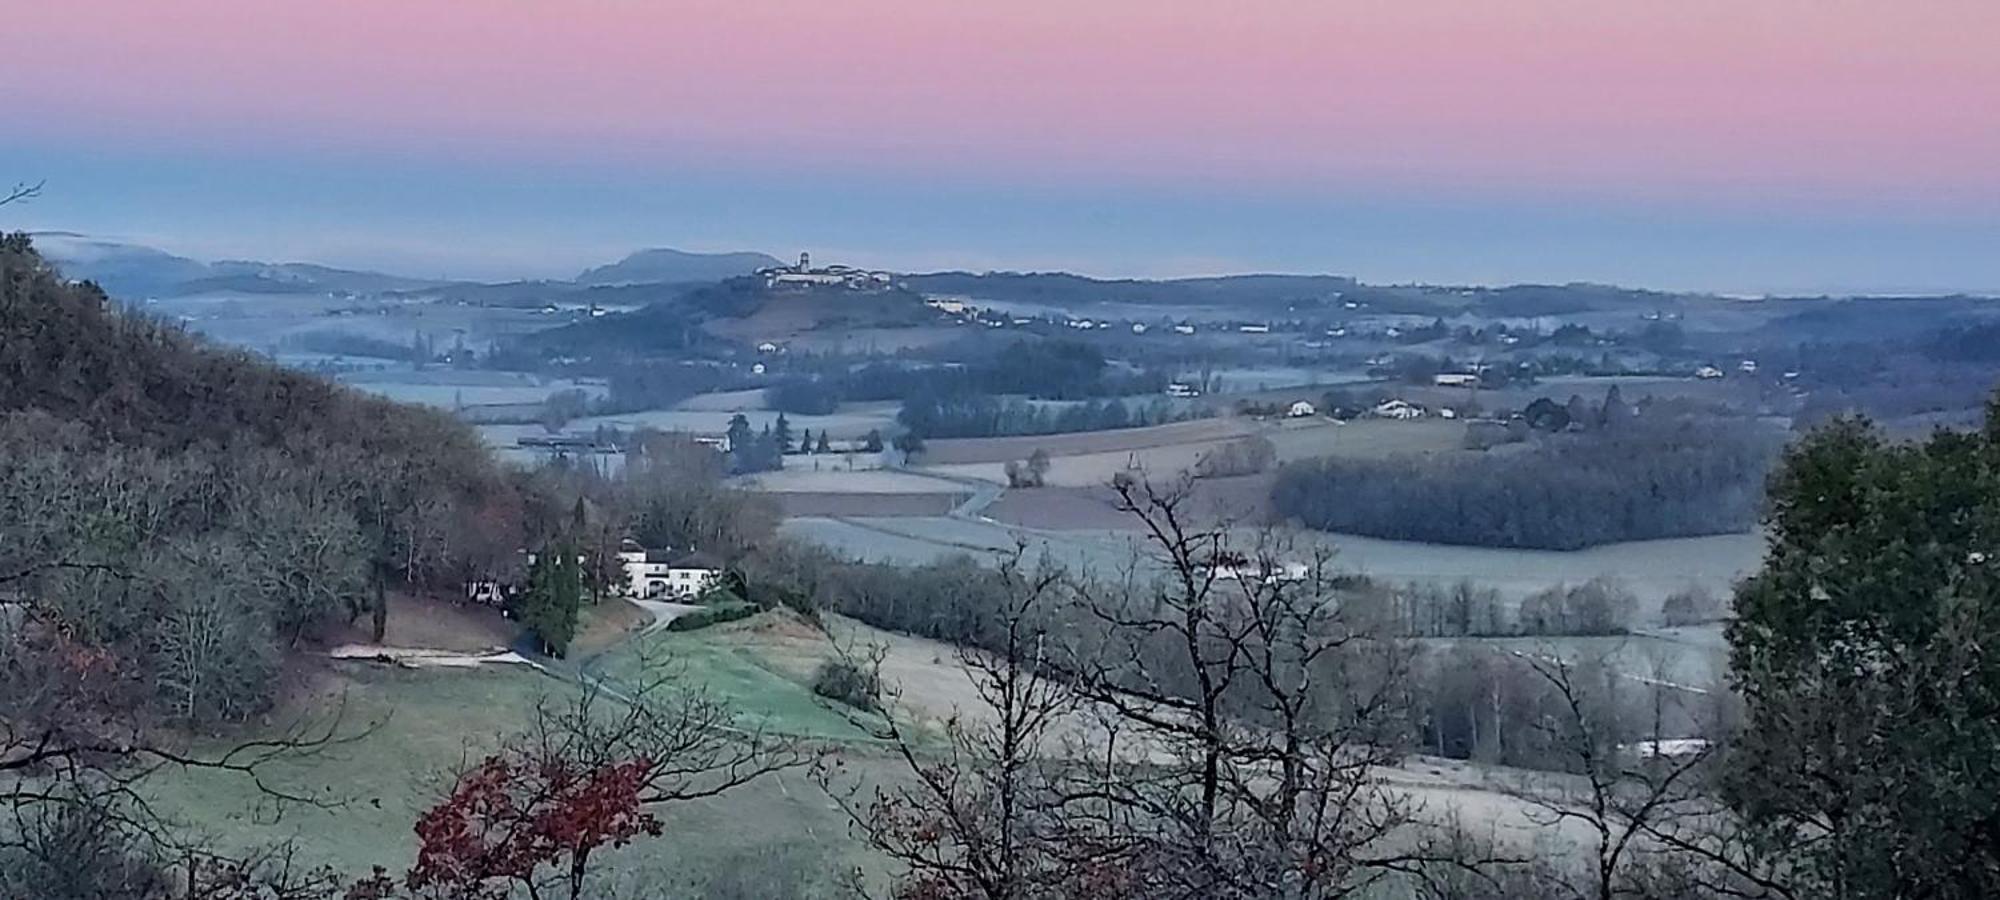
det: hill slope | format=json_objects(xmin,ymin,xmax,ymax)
[
  {"xmin": 0, "ymin": 232, "xmax": 515, "ymax": 726},
  {"xmin": 576, "ymin": 247, "xmax": 782, "ymax": 285},
  {"xmin": 29, "ymin": 231, "xmax": 448, "ymax": 298}
]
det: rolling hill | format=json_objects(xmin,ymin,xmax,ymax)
[{"xmin": 575, "ymin": 247, "xmax": 782, "ymax": 286}]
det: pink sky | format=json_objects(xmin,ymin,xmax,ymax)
[{"xmin": 13, "ymin": 0, "xmax": 1999, "ymax": 211}]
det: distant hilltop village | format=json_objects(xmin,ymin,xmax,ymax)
[{"xmin": 758, "ymin": 252, "xmax": 895, "ymax": 291}]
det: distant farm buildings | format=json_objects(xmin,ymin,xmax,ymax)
[
  {"xmin": 759, "ymin": 252, "xmax": 893, "ymax": 290},
  {"xmin": 1372, "ymin": 399, "xmax": 1425, "ymax": 420}
]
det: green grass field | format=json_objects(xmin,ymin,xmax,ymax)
[
  {"xmin": 139, "ymin": 634, "xmax": 896, "ymax": 889},
  {"xmin": 592, "ymin": 627, "xmax": 885, "ymax": 743},
  {"xmin": 141, "ymin": 663, "xmax": 556, "ymax": 874}
]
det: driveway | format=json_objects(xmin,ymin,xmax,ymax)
[{"xmin": 630, "ymin": 599, "xmax": 706, "ymax": 633}]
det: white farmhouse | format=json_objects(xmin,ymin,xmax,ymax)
[
  {"xmin": 1372, "ymin": 399, "xmax": 1425, "ymax": 420},
  {"xmin": 1695, "ymin": 365, "xmax": 1726, "ymax": 380},
  {"xmin": 617, "ymin": 541, "xmax": 727, "ymax": 599},
  {"xmin": 1434, "ymin": 373, "xmax": 1480, "ymax": 388},
  {"xmin": 1287, "ymin": 400, "xmax": 1317, "ymax": 418}
]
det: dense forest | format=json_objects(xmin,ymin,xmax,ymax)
[
  {"xmin": 897, "ymin": 391, "xmax": 1205, "ymax": 439},
  {"xmin": 1272, "ymin": 409, "xmax": 1783, "ymax": 549}
]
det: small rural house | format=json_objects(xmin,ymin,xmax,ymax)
[
  {"xmin": 1695, "ymin": 365, "xmax": 1725, "ymax": 380},
  {"xmin": 1434, "ymin": 372, "xmax": 1480, "ymax": 388},
  {"xmin": 1209, "ymin": 552, "xmax": 1309, "ymax": 584},
  {"xmin": 617, "ymin": 540, "xmax": 726, "ymax": 599},
  {"xmin": 1372, "ymin": 399, "xmax": 1425, "ymax": 420},
  {"xmin": 1287, "ymin": 400, "xmax": 1317, "ymax": 418}
]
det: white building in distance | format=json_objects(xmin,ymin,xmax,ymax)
[{"xmin": 617, "ymin": 541, "xmax": 726, "ymax": 599}]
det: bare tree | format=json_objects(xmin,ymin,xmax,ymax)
[
  {"xmin": 820, "ymin": 558, "xmax": 1117, "ymax": 900},
  {"xmin": 0, "ymin": 180, "xmax": 41, "ymax": 208},
  {"xmin": 1053, "ymin": 474, "xmax": 1454, "ymax": 899},
  {"xmin": 1500, "ymin": 651, "xmax": 1785, "ymax": 899}
]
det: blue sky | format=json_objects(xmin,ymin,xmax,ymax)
[
  {"xmin": 10, "ymin": 139, "xmax": 1996, "ymax": 296},
  {"xmin": 6, "ymin": 1, "xmax": 1999, "ymax": 295}
]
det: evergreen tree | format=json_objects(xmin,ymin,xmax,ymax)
[
  {"xmin": 798, "ymin": 427, "xmax": 813, "ymax": 455},
  {"xmin": 774, "ymin": 412, "xmax": 794, "ymax": 454},
  {"xmin": 521, "ymin": 544, "xmax": 583, "ymax": 658},
  {"xmin": 815, "ymin": 430, "xmax": 832, "ymax": 454},
  {"xmin": 1725, "ymin": 396, "xmax": 2000, "ymax": 897},
  {"xmin": 725, "ymin": 413, "xmax": 753, "ymax": 454}
]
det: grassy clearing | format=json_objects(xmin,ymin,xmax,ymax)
[
  {"xmin": 595, "ymin": 623, "xmax": 884, "ymax": 743},
  {"xmin": 141, "ymin": 663, "xmax": 560, "ymax": 874},
  {"xmin": 139, "ymin": 643, "xmax": 888, "ymax": 888}
]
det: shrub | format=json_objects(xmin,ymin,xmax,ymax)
[
  {"xmin": 811, "ymin": 658, "xmax": 880, "ymax": 711},
  {"xmin": 1194, "ymin": 435, "xmax": 1276, "ymax": 478},
  {"xmin": 664, "ymin": 601, "xmax": 757, "ymax": 632},
  {"xmin": 1661, "ymin": 586, "xmax": 1724, "ymax": 627}
]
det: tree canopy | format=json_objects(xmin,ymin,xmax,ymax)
[{"xmin": 1724, "ymin": 395, "xmax": 2000, "ymax": 897}]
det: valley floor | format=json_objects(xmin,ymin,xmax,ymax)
[{"xmin": 146, "ymin": 603, "xmax": 1616, "ymax": 892}]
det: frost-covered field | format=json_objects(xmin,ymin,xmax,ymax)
[{"xmin": 782, "ymin": 515, "xmax": 1764, "ymax": 608}]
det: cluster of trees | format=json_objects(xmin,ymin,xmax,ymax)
[
  {"xmin": 1192, "ymin": 434, "xmax": 1276, "ymax": 478},
  {"xmin": 1407, "ymin": 644, "xmax": 1697, "ymax": 770},
  {"xmin": 899, "ymin": 391, "xmax": 1206, "ymax": 439},
  {"xmin": 834, "ymin": 341, "xmax": 1170, "ymax": 409},
  {"xmin": 279, "ymin": 329, "xmax": 432, "ymax": 363},
  {"xmin": 597, "ymin": 358, "xmax": 735, "ymax": 412},
  {"xmin": 1003, "ymin": 449, "xmax": 1052, "ymax": 488},
  {"xmin": 1274, "ymin": 411, "xmax": 1782, "ymax": 549},
  {"xmin": 723, "ymin": 412, "xmax": 787, "ymax": 473},
  {"xmin": 766, "ymin": 376, "xmax": 842, "ymax": 415},
  {"xmin": 721, "ymin": 412, "xmax": 851, "ymax": 472}
]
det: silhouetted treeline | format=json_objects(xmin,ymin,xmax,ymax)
[
  {"xmin": 1272, "ymin": 414, "xmax": 1782, "ymax": 549},
  {"xmin": 766, "ymin": 377, "xmax": 841, "ymax": 414},
  {"xmin": 600, "ymin": 359, "xmax": 736, "ymax": 412},
  {"xmin": 898, "ymin": 391, "xmax": 1205, "ymax": 438}
]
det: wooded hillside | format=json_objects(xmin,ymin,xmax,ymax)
[{"xmin": 1, "ymin": 233, "xmax": 519, "ymax": 724}]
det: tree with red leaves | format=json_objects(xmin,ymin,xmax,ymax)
[
  {"xmin": 405, "ymin": 647, "xmax": 807, "ymax": 899},
  {"xmin": 408, "ymin": 753, "xmax": 661, "ymax": 900}
]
